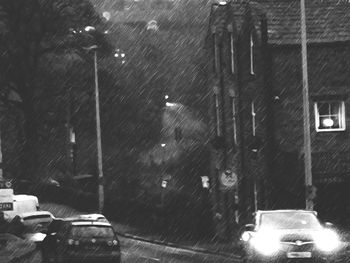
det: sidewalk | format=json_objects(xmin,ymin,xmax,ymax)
[{"xmin": 41, "ymin": 203, "xmax": 240, "ymax": 259}]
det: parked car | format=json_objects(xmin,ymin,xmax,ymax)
[
  {"xmin": 42, "ymin": 219, "xmax": 121, "ymax": 263},
  {"xmin": 78, "ymin": 214, "xmax": 109, "ymax": 223},
  {"xmin": 17, "ymin": 211, "xmax": 54, "ymax": 244},
  {"xmin": 240, "ymin": 210, "xmax": 345, "ymax": 263}
]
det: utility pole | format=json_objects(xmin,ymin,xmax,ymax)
[
  {"xmin": 300, "ymin": 0, "xmax": 313, "ymax": 210},
  {"xmin": 0, "ymin": 127, "xmax": 2, "ymax": 180},
  {"xmin": 94, "ymin": 49, "xmax": 104, "ymax": 214}
]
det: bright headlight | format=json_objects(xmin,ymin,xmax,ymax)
[
  {"xmin": 314, "ymin": 229, "xmax": 340, "ymax": 252},
  {"xmin": 241, "ymin": 232, "xmax": 251, "ymax": 242},
  {"xmin": 250, "ymin": 231, "xmax": 280, "ymax": 256}
]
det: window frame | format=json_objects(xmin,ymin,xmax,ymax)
[
  {"xmin": 249, "ymin": 32, "xmax": 255, "ymax": 75},
  {"xmin": 314, "ymin": 100, "xmax": 346, "ymax": 132}
]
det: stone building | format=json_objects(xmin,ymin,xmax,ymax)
[{"xmin": 206, "ymin": 0, "xmax": 350, "ymax": 230}]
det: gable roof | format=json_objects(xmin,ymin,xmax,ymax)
[
  {"xmin": 208, "ymin": 1, "xmax": 350, "ymax": 45},
  {"xmin": 255, "ymin": 0, "xmax": 350, "ymax": 44}
]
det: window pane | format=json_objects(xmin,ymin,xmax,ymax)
[
  {"xmin": 71, "ymin": 226, "xmax": 115, "ymax": 238},
  {"xmin": 329, "ymin": 102, "xmax": 340, "ymax": 115},
  {"xmin": 317, "ymin": 102, "xmax": 330, "ymax": 116}
]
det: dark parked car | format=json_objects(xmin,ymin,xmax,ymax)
[
  {"xmin": 240, "ymin": 210, "xmax": 345, "ymax": 263},
  {"xmin": 42, "ymin": 219, "xmax": 121, "ymax": 263}
]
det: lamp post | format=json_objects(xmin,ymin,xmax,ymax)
[
  {"xmin": 300, "ymin": 0, "xmax": 313, "ymax": 210},
  {"xmin": 84, "ymin": 43, "xmax": 104, "ymax": 214},
  {"xmin": 70, "ymin": 26, "xmax": 105, "ymax": 213}
]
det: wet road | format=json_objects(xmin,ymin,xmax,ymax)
[
  {"xmin": 28, "ymin": 237, "xmax": 238, "ymax": 263},
  {"xmin": 120, "ymin": 236, "xmax": 239, "ymax": 263}
]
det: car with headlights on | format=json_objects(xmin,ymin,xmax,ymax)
[
  {"xmin": 240, "ymin": 210, "xmax": 344, "ymax": 263},
  {"xmin": 42, "ymin": 219, "xmax": 120, "ymax": 263}
]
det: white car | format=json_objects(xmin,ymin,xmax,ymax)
[{"xmin": 240, "ymin": 210, "xmax": 345, "ymax": 263}]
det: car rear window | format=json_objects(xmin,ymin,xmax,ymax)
[{"xmin": 70, "ymin": 226, "xmax": 115, "ymax": 238}]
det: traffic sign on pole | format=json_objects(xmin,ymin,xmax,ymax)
[{"xmin": 219, "ymin": 169, "xmax": 237, "ymax": 190}]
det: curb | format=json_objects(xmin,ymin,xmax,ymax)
[{"xmin": 117, "ymin": 231, "xmax": 242, "ymax": 261}]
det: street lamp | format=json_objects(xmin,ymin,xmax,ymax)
[
  {"xmin": 84, "ymin": 42, "xmax": 104, "ymax": 214},
  {"xmin": 70, "ymin": 25, "xmax": 105, "ymax": 213}
]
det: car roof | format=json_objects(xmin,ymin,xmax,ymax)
[
  {"xmin": 79, "ymin": 214, "xmax": 106, "ymax": 219},
  {"xmin": 71, "ymin": 221, "xmax": 112, "ymax": 227},
  {"xmin": 19, "ymin": 211, "xmax": 53, "ymax": 218},
  {"xmin": 257, "ymin": 209, "xmax": 316, "ymax": 213},
  {"xmin": 256, "ymin": 210, "xmax": 318, "ymax": 216}
]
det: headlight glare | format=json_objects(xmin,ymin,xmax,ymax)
[
  {"xmin": 250, "ymin": 231, "xmax": 280, "ymax": 256},
  {"xmin": 241, "ymin": 231, "xmax": 251, "ymax": 242},
  {"xmin": 314, "ymin": 229, "xmax": 340, "ymax": 252}
]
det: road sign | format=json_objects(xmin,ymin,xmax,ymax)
[
  {"xmin": 0, "ymin": 202, "xmax": 13, "ymax": 211},
  {"xmin": 219, "ymin": 169, "xmax": 237, "ymax": 189},
  {"xmin": 0, "ymin": 188, "xmax": 13, "ymax": 211}
]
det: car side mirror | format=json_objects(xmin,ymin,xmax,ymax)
[
  {"xmin": 244, "ymin": 224, "xmax": 255, "ymax": 232},
  {"xmin": 324, "ymin": 222, "xmax": 336, "ymax": 230}
]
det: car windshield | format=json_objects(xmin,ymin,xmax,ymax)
[
  {"xmin": 260, "ymin": 212, "xmax": 322, "ymax": 230},
  {"xmin": 70, "ymin": 226, "xmax": 115, "ymax": 238}
]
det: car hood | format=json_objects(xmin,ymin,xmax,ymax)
[{"xmin": 275, "ymin": 229, "xmax": 320, "ymax": 242}]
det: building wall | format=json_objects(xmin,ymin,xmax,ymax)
[
  {"xmin": 269, "ymin": 43, "xmax": 350, "ymax": 221},
  {"xmin": 270, "ymin": 44, "xmax": 350, "ymax": 176}
]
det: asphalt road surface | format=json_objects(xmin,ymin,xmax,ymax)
[
  {"xmin": 25, "ymin": 236, "xmax": 238, "ymax": 263},
  {"xmin": 120, "ymin": 236, "xmax": 239, "ymax": 263}
]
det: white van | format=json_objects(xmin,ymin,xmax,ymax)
[{"xmin": 4, "ymin": 194, "xmax": 39, "ymax": 221}]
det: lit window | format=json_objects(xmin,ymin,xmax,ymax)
[
  {"xmin": 314, "ymin": 101, "xmax": 346, "ymax": 132},
  {"xmin": 250, "ymin": 32, "xmax": 254, "ymax": 75}
]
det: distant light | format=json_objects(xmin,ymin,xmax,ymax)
[
  {"xmin": 104, "ymin": 30, "xmax": 109, "ymax": 34},
  {"xmin": 121, "ymin": 53, "xmax": 125, "ymax": 58},
  {"xmin": 85, "ymin": 26, "xmax": 96, "ymax": 32},
  {"xmin": 201, "ymin": 176, "xmax": 210, "ymax": 189},
  {"xmin": 218, "ymin": 1, "xmax": 227, "ymax": 5},
  {"xmin": 146, "ymin": 20, "xmax": 159, "ymax": 31},
  {"xmin": 161, "ymin": 180, "xmax": 167, "ymax": 188},
  {"xmin": 121, "ymin": 60, "xmax": 126, "ymax": 64},
  {"xmin": 322, "ymin": 118, "xmax": 334, "ymax": 127},
  {"xmin": 166, "ymin": 102, "xmax": 176, "ymax": 107},
  {"xmin": 165, "ymin": 95, "xmax": 169, "ymax": 100},
  {"xmin": 102, "ymin": 11, "xmax": 111, "ymax": 21},
  {"xmin": 70, "ymin": 129, "xmax": 76, "ymax": 144},
  {"xmin": 114, "ymin": 53, "xmax": 119, "ymax": 58},
  {"xmin": 161, "ymin": 143, "xmax": 166, "ymax": 148}
]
